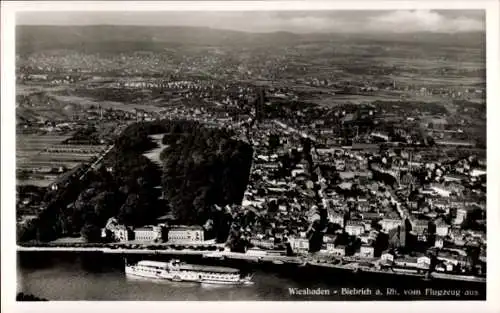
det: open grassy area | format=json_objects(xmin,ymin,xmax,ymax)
[
  {"xmin": 16, "ymin": 133, "xmax": 106, "ymax": 186},
  {"xmin": 143, "ymin": 134, "xmax": 169, "ymax": 166}
]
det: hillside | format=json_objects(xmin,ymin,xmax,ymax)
[
  {"xmin": 16, "ymin": 25, "xmax": 485, "ymax": 54},
  {"xmin": 16, "ymin": 92, "xmax": 80, "ymax": 123}
]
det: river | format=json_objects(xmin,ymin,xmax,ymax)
[{"xmin": 17, "ymin": 251, "xmax": 486, "ymax": 301}]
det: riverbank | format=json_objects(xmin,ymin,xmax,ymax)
[
  {"xmin": 17, "ymin": 245, "xmax": 486, "ymax": 284},
  {"xmin": 18, "ymin": 246, "xmax": 208, "ymax": 255},
  {"xmin": 18, "ymin": 251, "xmax": 486, "ymax": 301}
]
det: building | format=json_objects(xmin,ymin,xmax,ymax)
[
  {"xmin": 387, "ymin": 224, "xmax": 406, "ymax": 249},
  {"xmin": 417, "ymin": 256, "xmax": 431, "ymax": 269},
  {"xmin": 394, "ymin": 256, "xmax": 430, "ymax": 269},
  {"xmin": 134, "ymin": 226, "xmax": 163, "ymax": 242},
  {"xmin": 379, "ymin": 218, "xmax": 403, "ymax": 232},
  {"xmin": 325, "ymin": 242, "xmax": 336, "ymax": 251},
  {"xmin": 435, "ymin": 236, "xmax": 445, "ymax": 248},
  {"xmin": 101, "ymin": 217, "xmax": 133, "ymax": 242},
  {"xmin": 436, "ymin": 222, "xmax": 450, "ymax": 237},
  {"xmin": 361, "ymin": 212, "xmax": 382, "ymax": 221},
  {"xmin": 328, "ymin": 211, "xmax": 345, "ymax": 227},
  {"xmin": 101, "ymin": 225, "xmax": 133, "ymax": 242},
  {"xmin": 329, "ymin": 245, "xmax": 346, "ymax": 257},
  {"xmin": 288, "ymin": 237, "xmax": 310, "ymax": 253},
  {"xmin": 380, "ymin": 252, "xmax": 394, "ymax": 264},
  {"xmin": 323, "ymin": 234, "xmax": 336, "ymax": 243},
  {"xmin": 411, "ymin": 219, "xmax": 429, "ymax": 236},
  {"xmin": 449, "ymin": 228, "xmax": 466, "ymax": 246},
  {"xmin": 250, "ymin": 238, "xmax": 275, "ymax": 250},
  {"xmin": 454, "ymin": 208, "xmax": 468, "ymax": 225},
  {"xmin": 246, "ymin": 247, "xmax": 268, "ymax": 257},
  {"xmin": 167, "ymin": 226, "xmax": 204, "ymax": 243},
  {"xmin": 362, "ymin": 221, "xmax": 372, "ymax": 232},
  {"xmin": 358, "ymin": 245, "xmax": 375, "ymax": 258},
  {"xmin": 437, "ymin": 251, "xmax": 468, "ymax": 267},
  {"xmin": 394, "ymin": 257, "xmax": 419, "ymax": 268},
  {"xmin": 345, "ymin": 221, "xmax": 364, "ymax": 236}
]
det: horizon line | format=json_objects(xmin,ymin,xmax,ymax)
[{"xmin": 15, "ymin": 24, "xmax": 486, "ymax": 35}]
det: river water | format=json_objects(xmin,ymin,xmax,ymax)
[{"xmin": 17, "ymin": 252, "xmax": 486, "ymax": 301}]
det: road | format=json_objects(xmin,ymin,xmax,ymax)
[
  {"xmin": 79, "ymin": 144, "xmax": 115, "ymax": 180},
  {"xmin": 17, "ymin": 246, "xmax": 208, "ymax": 255},
  {"xmin": 78, "ymin": 121, "xmax": 131, "ymax": 180},
  {"xmin": 272, "ymin": 120, "xmax": 318, "ymax": 142}
]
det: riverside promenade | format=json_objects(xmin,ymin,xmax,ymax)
[
  {"xmin": 17, "ymin": 245, "xmax": 209, "ymax": 255},
  {"xmin": 17, "ymin": 245, "xmax": 486, "ymax": 284}
]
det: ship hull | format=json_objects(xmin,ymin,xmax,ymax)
[
  {"xmin": 125, "ymin": 266, "xmax": 164, "ymax": 279},
  {"xmin": 159, "ymin": 271, "xmax": 252, "ymax": 285}
]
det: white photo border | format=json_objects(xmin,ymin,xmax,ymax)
[{"xmin": 2, "ymin": 1, "xmax": 499, "ymax": 313}]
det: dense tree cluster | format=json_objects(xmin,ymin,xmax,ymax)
[
  {"xmin": 160, "ymin": 121, "xmax": 253, "ymax": 227},
  {"xmin": 62, "ymin": 126, "xmax": 101, "ymax": 145}
]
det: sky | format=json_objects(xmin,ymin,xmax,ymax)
[{"xmin": 17, "ymin": 10, "xmax": 485, "ymax": 34}]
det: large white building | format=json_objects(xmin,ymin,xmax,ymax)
[
  {"xmin": 328, "ymin": 244, "xmax": 346, "ymax": 257},
  {"xmin": 345, "ymin": 221, "xmax": 364, "ymax": 236},
  {"xmin": 379, "ymin": 218, "xmax": 403, "ymax": 232},
  {"xmin": 436, "ymin": 223, "xmax": 450, "ymax": 237},
  {"xmin": 288, "ymin": 237, "xmax": 309, "ymax": 253},
  {"xmin": 454, "ymin": 208, "xmax": 468, "ymax": 225},
  {"xmin": 101, "ymin": 217, "xmax": 133, "ymax": 242},
  {"xmin": 134, "ymin": 226, "xmax": 163, "ymax": 242},
  {"xmin": 167, "ymin": 226, "xmax": 204, "ymax": 243},
  {"xmin": 358, "ymin": 245, "xmax": 375, "ymax": 258},
  {"xmin": 328, "ymin": 211, "xmax": 345, "ymax": 227},
  {"xmin": 101, "ymin": 225, "xmax": 132, "ymax": 242}
]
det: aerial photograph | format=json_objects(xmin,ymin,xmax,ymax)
[{"xmin": 14, "ymin": 9, "xmax": 487, "ymax": 301}]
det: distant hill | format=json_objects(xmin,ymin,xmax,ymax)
[
  {"xmin": 16, "ymin": 92, "xmax": 79, "ymax": 123},
  {"xmin": 16, "ymin": 25, "xmax": 485, "ymax": 54},
  {"xmin": 16, "ymin": 25, "xmax": 301, "ymax": 53}
]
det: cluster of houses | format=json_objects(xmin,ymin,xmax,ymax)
[{"xmin": 230, "ymin": 113, "xmax": 486, "ymax": 276}]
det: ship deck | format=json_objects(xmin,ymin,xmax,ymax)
[{"xmin": 178, "ymin": 264, "xmax": 239, "ymax": 274}]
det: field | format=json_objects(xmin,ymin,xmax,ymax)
[
  {"xmin": 17, "ymin": 135, "xmax": 71, "ymax": 164},
  {"xmin": 50, "ymin": 92, "xmax": 167, "ymax": 113},
  {"xmin": 17, "ymin": 134, "xmax": 107, "ymax": 187}
]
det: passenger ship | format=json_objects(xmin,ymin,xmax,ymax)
[{"xmin": 125, "ymin": 259, "xmax": 254, "ymax": 285}]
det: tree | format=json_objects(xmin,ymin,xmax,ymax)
[
  {"xmin": 334, "ymin": 232, "xmax": 349, "ymax": 246},
  {"xmin": 268, "ymin": 134, "xmax": 280, "ymax": 151},
  {"xmin": 466, "ymin": 246, "xmax": 481, "ymax": 272},
  {"xmin": 91, "ymin": 191, "xmax": 119, "ymax": 223},
  {"xmin": 118, "ymin": 193, "xmax": 140, "ymax": 225},
  {"xmin": 160, "ymin": 121, "xmax": 252, "ymax": 225},
  {"xmin": 285, "ymin": 241, "xmax": 296, "ymax": 256},
  {"xmin": 427, "ymin": 136, "xmax": 436, "ymax": 146},
  {"xmin": 17, "ymin": 219, "xmax": 37, "ymax": 243},
  {"xmin": 267, "ymin": 200, "xmax": 279, "ymax": 213},
  {"xmin": 371, "ymin": 219, "xmax": 382, "ymax": 231},
  {"xmin": 81, "ymin": 223, "xmax": 102, "ymax": 242},
  {"xmin": 374, "ymin": 232, "xmax": 389, "ymax": 256},
  {"xmin": 327, "ymin": 222, "xmax": 342, "ymax": 234}
]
